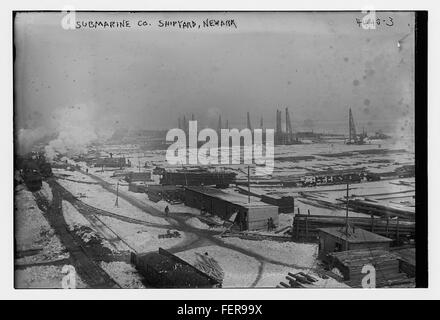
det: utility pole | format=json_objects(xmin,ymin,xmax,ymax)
[
  {"xmin": 248, "ymin": 165, "xmax": 251, "ymax": 203},
  {"xmin": 115, "ymin": 180, "xmax": 119, "ymax": 207},
  {"xmin": 345, "ymin": 183, "xmax": 349, "ymax": 250}
]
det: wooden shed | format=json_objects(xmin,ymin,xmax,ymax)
[
  {"xmin": 327, "ymin": 248, "xmax": 411, "ymax": 287},
  {"xmin": 184, "ymin": 186, "xmax": 278, "ymax": 231},
  {"xmin": 318, "ymin": 226, "xmax": 392, "ymax": 260}
]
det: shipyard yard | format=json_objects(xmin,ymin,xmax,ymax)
[
  {"xmin": 14, "ymin": 131, "xmax": 416, "ymax": 289},
  {"xmin": 13, "ymin": 11, "xmax": 418, "ymax": 290}
]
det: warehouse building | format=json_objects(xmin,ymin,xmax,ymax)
[{"xmin": 184, "ymin": 186, "xmax": 278, "ymax": 231}]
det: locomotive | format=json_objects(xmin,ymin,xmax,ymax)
[{"xmin": 15, "ymin": 152, "xmax": 53, "ymax": 191}]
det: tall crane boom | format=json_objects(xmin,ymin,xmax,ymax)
[{"xmin": 286, "ymin": 107, "xmax": 293, "ymax": 135}]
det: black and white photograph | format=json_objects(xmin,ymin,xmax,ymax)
[{"xmin": 12, "ymin": 10, "xmax": 425, "ymax": 291}]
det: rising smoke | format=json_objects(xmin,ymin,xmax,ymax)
[{"xmin": 17, "ymin": 103, "xmax": 114, "ymax": 161}]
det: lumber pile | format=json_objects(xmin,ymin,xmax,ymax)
[
  {"xmin": 193, "ymin": 253, "xmax": 224, "ymax": 284},
  {"xmin": 292, "ymin": 214, "xmax": 414, "ymax": 242},
  {"xmin": 221, "ymin": 231, "xmax": 291, "ymax": 242},
  {"xmin": 160, "ymin": 171, "xmax": 236, "ymax": 187},
  {"xmin": 347, "ymin": 199, "xmax": 415, "ymax": 220},
  {"xmin": 158, "ymin": 230, "xmax": 181, "ymax": 239},
  {"xmin": 276, "ymin": 272, "xmax": 320, "ymax": 288},
  {"xmin": 328, "ymin": 249, "xmax": 411, "ymax": 288}
]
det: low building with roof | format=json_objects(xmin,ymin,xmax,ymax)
[
  {"xmin": 318, "ymin": 226, "xmax": 393, "ymax": 259},
  {"xmin": 184, "ymin": 186, "xmax": 278, "ymax": 231}
]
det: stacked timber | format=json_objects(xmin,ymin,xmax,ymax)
[
  {"xmin": 292, "ymin": 214, "xmax": 415, "ymax": 241},
  {"xmin": 347, "ymin": 199, "xmax": 415, "ymax": 220},
  {"xmin": 275, "ymin": 155, "xmax": 315, "ymax": 162},
  {"xmin": 221, "ymin": 231, "xmax": 291, "ymax": 242},
  {"xmin": 276, "ymin": 272, "xmax": 320, "ymax": 288},
  {"xmin": 160, "ymin": 170, "xmax": 236, "ymax": 187},
  {"xmin": 328, "ymin": 249, "xmax": 411, "ymax": 288}
]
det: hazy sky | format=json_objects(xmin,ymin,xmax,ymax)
[{"xmin": 14, "ymin": 11, "xmax": 415, "ymax": 137}]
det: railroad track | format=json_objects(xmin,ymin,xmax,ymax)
[
  {"xmin": 62, "ymin": 172, "xmax": 320, "ymax": 285},
  {"xmin": 54, "ymin": 175, "xmax": 101, "ymax": 185},
  {"xmin": 72, "ymin": 205, "xmax": 138, "ymax": 253},
  {"xmin": 54, "ymin": 180, "xmax": 179, "ymax": 255},
  {"xmin": 74, "ymin": 200, "xmax": 170, "ymax": 230},
  {"xmin": 56, "ymin": 181, "xmax": 170, "ymax": 230},
  {"xmin": 34, "ymin": 183, "xmax": 121, "ymax": 288}
]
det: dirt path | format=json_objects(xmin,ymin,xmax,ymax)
[{"xmin": 35, "ymin": 181, "xmax": 120, "ymax": 289}]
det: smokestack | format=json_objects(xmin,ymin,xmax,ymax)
[
  {"xmin": 247, "ymin": 112, "xmax": 252, "ymax": 130},
  {"xmin": 260, "ymin": 116, "xmax": 263, "ymax": 129},
  {"xmin": 276, "ymin": 109, "xmax": 281, "ymax": 134},
  {"xmin": 217, "ymin": 115, "xmax": 222, "ymax": 133}
]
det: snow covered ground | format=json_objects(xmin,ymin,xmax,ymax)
[
  {"xmin": 53, "ymin": 168, "xmax": 97, "ymax": 183},
  {"xmin": 62, "ymin": 200, "xmax": 125, "ymax": 253},
  {"xmin": 175, "ymin": 244, "xmax": 344, "ymax": 288},
  {"xmin": 38, "ymin": 181, "xmax": 53, "ymax": 203},
  {"xmin": 295, "ymin": 198, "xmax": 369, "ymax": 218},
  {"xmin": 221, "ymin": 238, "xmax": 318, "ymax": 268},
  {"xmin": 97, "ymin": 215, "xmax": 190, "ymax": 253},
  {"xmin": 255, "ymin": 263, "xmax": 349, "ymax": 288},
  {"xmin": 185, "ymin": 217, "xmax": 211, "ymax": 230},
  {"xmin": 121, "ymin": 186, "xmax": 200, "ymax": 215},
  {"xmin": 100, "ymin": 261, "xmax": 146, "ymax": 288},
  {"xmin": 14, "ymin": 187, "xmax": 68, "ymax": 265},
  {"xmin": 15, "ymin": 265, "xmax": 87, "ymax": 289},
  {"xmin": 176, "ymin": 246, "xmax": 260, "ymax": 288},
  {"xmin": 57, "ymin": 176, "xmax": 168, "ymax": 225},
  {"xmin": 278, "ymin": 213, "xmax": 294, "ymax": 228},
  {"xmin": 63, "ymin": 200, "xmax": 92, "ymax": 228}
]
